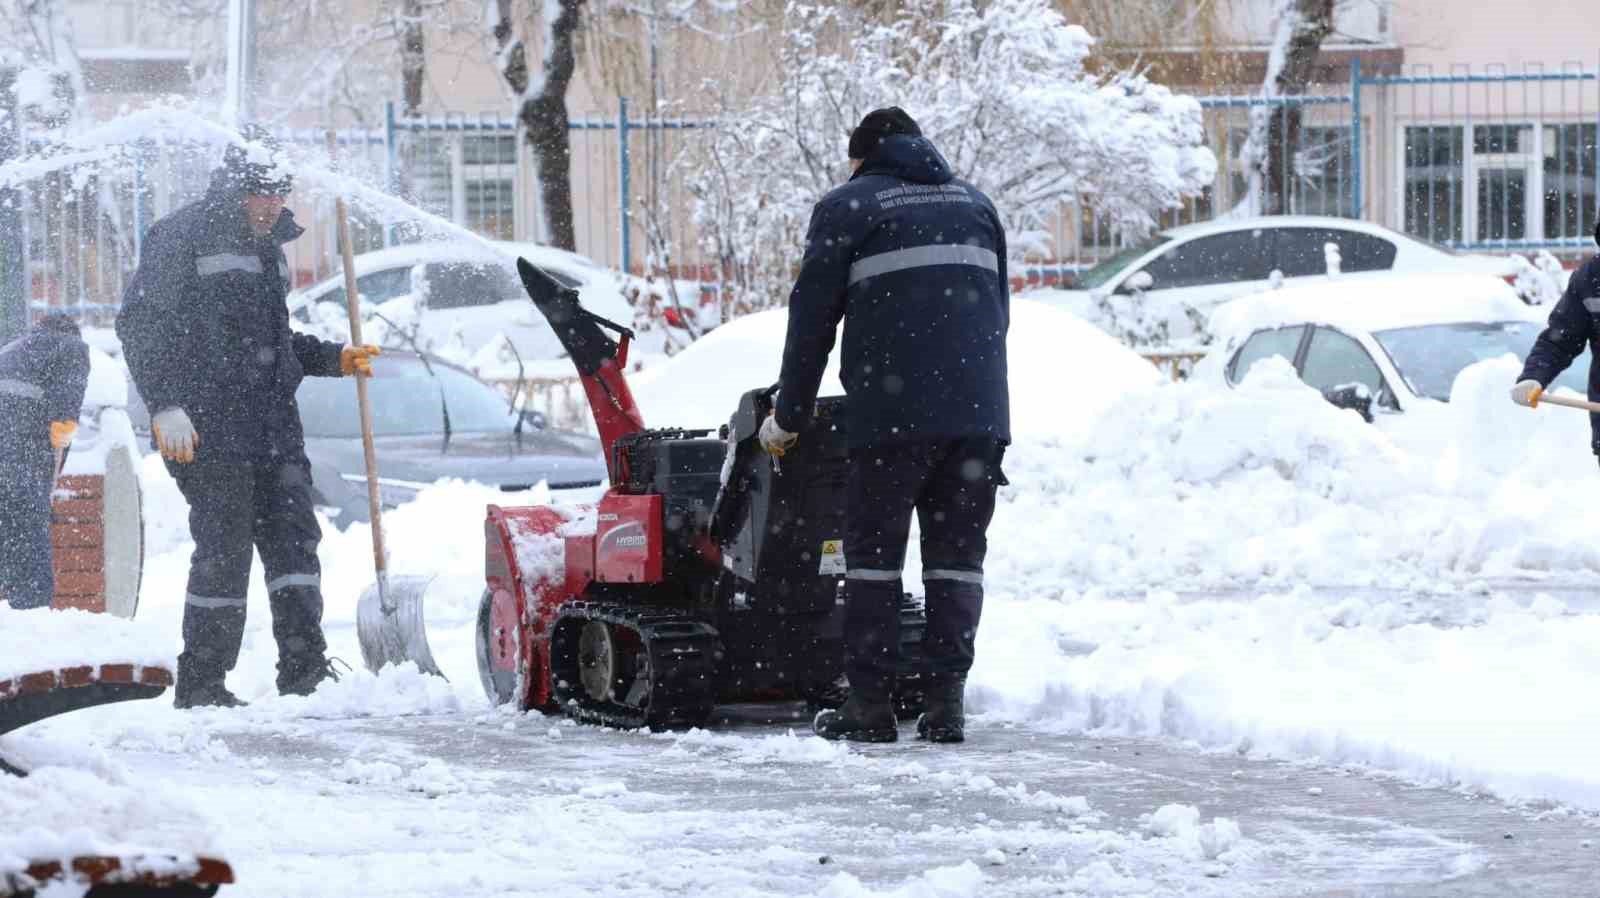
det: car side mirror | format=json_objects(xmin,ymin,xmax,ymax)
[
  {"xmin": 1323, "ymin": 384, "xmax": 1374, "ymax": 423},
  {"xmin": 521, "ymin": 409, "xmax": 548, "ymax": 431},
  {"xmin": 1122, "ymin": 270, "xmax": 1155, "ymax": 294}
]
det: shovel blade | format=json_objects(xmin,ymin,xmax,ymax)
[{"xmin": 355, "ymin": 574, "xmax": 446, "ymax": 679}]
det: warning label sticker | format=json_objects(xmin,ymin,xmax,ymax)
[{"xmin": 819, "ymin": 539, "xmax": 846, "ymax": 576}]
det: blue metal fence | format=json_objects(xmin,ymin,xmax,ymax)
[{"xmin": 18, "ymin": 60, "xmax": 1600, "ymax": 320}]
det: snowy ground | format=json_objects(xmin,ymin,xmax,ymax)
[{"xmin": 11, "ymin": 298, "xmax": 1600, "ymax": 895}]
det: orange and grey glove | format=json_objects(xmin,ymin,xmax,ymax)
[
  {"xmin": 49, "ymin": 420, "xmax": 77, "ymax": 450},
  {"xmin": 759, "ymin": 412, "xmax": 798, "ymax": 457},
  {"xmin": 341, "ymin": 344, "xmax": 382, "ymax": 377},
  {"xmin": 1511, "ymin": 379, "xmax": 1544, "ymax": 408},
  {"xmin": 152, "ymin": 407, "xmax": 199, "ymax": 464}
]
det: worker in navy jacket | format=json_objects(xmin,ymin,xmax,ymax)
[
  {"xmin": 1512, "ymin": 245, "xmax": 1600, "ymax": 460},
  {"xmin": 116, "ymin": 127, "xmax": 379, "ymax": 708},
  {"xmin": 0, "ymin": 315, "xmax": 90, "ymax": 610},
  {"xmin": 762, "ymin": 108, "xmax": 1010, "ymax": 744}
]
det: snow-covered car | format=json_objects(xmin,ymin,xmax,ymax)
[
  {"xmin": 1207, "ymin": 272, "xmax": 1587, "ymax": 419},
  {"xmin": 123, "ymin": 351, "xmax": 608, "ymax": 527},
  {"xmin": 1038, "ymin": 216, "xmax": 1515, "ymax": 344},
  {"xmin": 288, "ymin": 240, "xmax": 641, "ymax": 366}
]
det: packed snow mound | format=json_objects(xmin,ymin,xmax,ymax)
[
  {"xmin": 630, "ymin": 299, "xmax": 1159, "ymax": 439},
  {"xmin": 1085, "ymin": 356, "xmax": 1403, "ymax": 497},
  {"xmin": 0, "ymin": 608, "xmax": 172, "ymax": 680},
  {"xmin": 0, "ymin": 765, "xmax": 221, "ymax": 878},
  {"xmin": 630, "ymin": 308, "xmax": 840, "ymax": 430}
]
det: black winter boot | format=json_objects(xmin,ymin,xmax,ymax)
[
  {"xmin": 277, "ymin": 655, "xmax": 350, "ymax": 697},
  {"xmin": 174, "ymin": 679, "xmax": 248, "ymax": 710},
  {"xmin": 813, "ymin": 694, "xmax": 898, "ymax": 742},
  {"xmin": 915, "ymin": 677, "xmax": 966, "ymax": 743}
]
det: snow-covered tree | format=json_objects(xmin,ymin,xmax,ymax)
[
  {"xmin": 679, "ymin": 0, "xmax": 1217, "ymax": 327},
  {"xmin": 149, "ymin": 0, "xmax": 477, "ymax": 125},
  {"xmin": 1241, "ymin": 0, "xmax": 1336, "ymax": 216},
  {"xmin": 489, "ymin": 0, "xmax": 587, "ymax": 252},
  {"xmin": 0, "ymin": 0, "xmax": 87, "ymax": 127}
]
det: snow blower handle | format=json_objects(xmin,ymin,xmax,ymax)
[
  {"xmin": 329, "ymin": 133, "xmax": 391, "ymax": 611},
  {"xmin": 515, "ymin": 256, "xmax": 645, "ymax": 477}
]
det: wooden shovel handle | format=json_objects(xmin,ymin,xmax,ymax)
[
  {"xmin": 1537, "ymin": 392, "xmax": 1600, "ymax": 414},
  {"xmin": 327, "ymin": 132, "xmax": 388, "ymax": 584}
]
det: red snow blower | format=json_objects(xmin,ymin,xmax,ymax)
[{"xmin": 473, "ymin": 259, "xmax": 929, "ymax": 728}]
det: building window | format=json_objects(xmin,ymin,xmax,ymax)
[
  {"xmin": 1544, "ymin": 123, "xmax": 1598, "ymax": 242},
  {"xmin": 462, "ymin": 135, "xmax": 518, "ymax": 241},
  {"xmin": 464, "ymin": 178, "xmax": 515, "ymax": 240},
  {"xmin": 1403, "ymin": 125, "xmax": 1465, "ymax": 244}
]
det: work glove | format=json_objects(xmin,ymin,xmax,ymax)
[
  {"xmin": 1510, "ymin": 379, "xmax": 1544, "ymax": 408},
  {"xmin": 152, "ymin": 407, "xmax": 199, "ymax": 464},
  {"xmin": 759, "ymin": 413, "xmax": 798, "ymax": 457},
  {"xmin": 341, "ymin": 344, "xmax": 382, "ymax": 377},
  {"xmin": 49, "ymin": 420, "xmax": 77, "ymax": 450}
]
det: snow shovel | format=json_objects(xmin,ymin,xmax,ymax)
[{"xmin": 322, "ymin": 138, "xmax": 444, "ymax": 679}]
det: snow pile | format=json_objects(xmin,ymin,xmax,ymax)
[
  {"xmin": 0, "ymin": 766, "xmax": 220, "ymax": 880},
  {"xmin": 973, "ymin": 348, "xmax": 1600, "ymax": 594},
  {"xmin": 261, "ymin": 662, "xmax": 460, "ymax": 719},
  {"xmin": 968, "ymin": 586, "xmax": 1600, "ymax": 809},
  {"xmin": 1144, "ymin": 805, "xmax": 1244, "ymax": 861},
  {"xmin": 666, "ymin": 729, "xmax": 862, "ymax": 767},
  {"xmin": 0, "ymin": 608, "xmax": 172, "ymax": 679},
  {"xmin": 631, "ymin": 299, "xmax": 1160, "ymax": 441},
  {"xmin": 1508, "ymin": 251, "xmax": 1572, "ymax": 307},
  {"xmin": 821, "ymin": 861, "xmax": 985, "ymax": 898}
]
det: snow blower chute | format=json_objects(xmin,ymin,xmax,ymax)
[{"xmin": 473, "ymin": 258, "xmax": 930, "ymax": 728}]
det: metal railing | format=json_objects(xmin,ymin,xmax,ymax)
[{"xmin": 14, "ymin": 60, "xmax": 1600, "ymax": 330}]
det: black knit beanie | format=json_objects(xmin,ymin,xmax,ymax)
[{"xmin": 848, "ymin": 107, "xmax": 921, "ymax": 161}]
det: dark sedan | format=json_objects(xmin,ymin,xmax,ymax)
[{"xmin": 126, "ymin": 352, "xmax": 607, "ymax": 526}]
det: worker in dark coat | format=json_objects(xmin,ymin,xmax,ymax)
[
  {"xmin": 116, "ymin": 126, "xmax": 380, "ymax": 708},
  {"xmin": 0, "ymin": 315, "xmax": 90, "ymax": 610},
  {"xmin": 762, "ymin": 108, "xmax": 1010, "ymax": 744},
  {"xmin": 1512, "ymin": 228, "xmax": 1600, "ymax": 461}
]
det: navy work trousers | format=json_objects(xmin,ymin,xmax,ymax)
[
  {"xmin": 843, "ymin": 437, "xmax": 1005, "ymax": 702},
  {"xmin": 0, "ymin": 449, "xmax": 55, "ymax": 610},
  {"xmin": 170, "ymin": 458, "xmax": 328, "ymax": 688}
]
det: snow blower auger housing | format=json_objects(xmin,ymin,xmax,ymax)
[{"xmin": 477, "ymin": 258, "xmax": 929, "ymax": 729}]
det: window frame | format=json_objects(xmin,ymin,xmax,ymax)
[
  {"xmin": 1298, "ymin": 324, "xmax": 1402, "ymax": 411},
  {"xmin": 1226, "ymin": 324, "xmax": 1312, "ymax": 385},
  {"xmin": 1395, "ymin": 119, "xmax": 1598, "ymax": 248}
]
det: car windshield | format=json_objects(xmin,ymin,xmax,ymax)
[
  {"xmin": 1374, "ymin": 321, "xmax": 1589, "ymax": 401},
  {"xmin": 297, "ymin": 356, "xmax": 517, "ymax": 437},
  {"xmin": 1070, "ymin": 235, "xmax": 1173, "ymax": 290}
]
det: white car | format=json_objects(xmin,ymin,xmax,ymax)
[
  {"xmin": 288, "ymin": 240, "xmax": 642, "ymax": 365},
  {"xmin": 1206, "ymin": 272, "xmax": 1585, "ymax": 418},
  {"xmin": 1040, "ymin": 216, "xmax": 1513, "ymax": 344}
]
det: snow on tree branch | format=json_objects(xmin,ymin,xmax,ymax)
[{"xmin": 677, "ymin": 0, "xmax": 1215, "ymax": 322}]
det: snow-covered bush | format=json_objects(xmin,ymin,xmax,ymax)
[
  {"xmin": 1508, "ymin": 251, "xmax": 1571, "ymax": 307},
  {"xmin": 677, "ymin": 0, "xmax": 1217, "ymax": 328}
]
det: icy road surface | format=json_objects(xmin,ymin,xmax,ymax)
[{"xmin": 19, "ymin": 702, "xmax": 1599, "ymax": 898}]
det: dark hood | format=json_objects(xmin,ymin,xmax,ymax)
[
  {"xmin": 852, "ymin": 134, "xmax": 954, "ymax": 186},
  {"xmin": 305, "ymin": 429, "xmax": 607, "ymax": 489}
]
